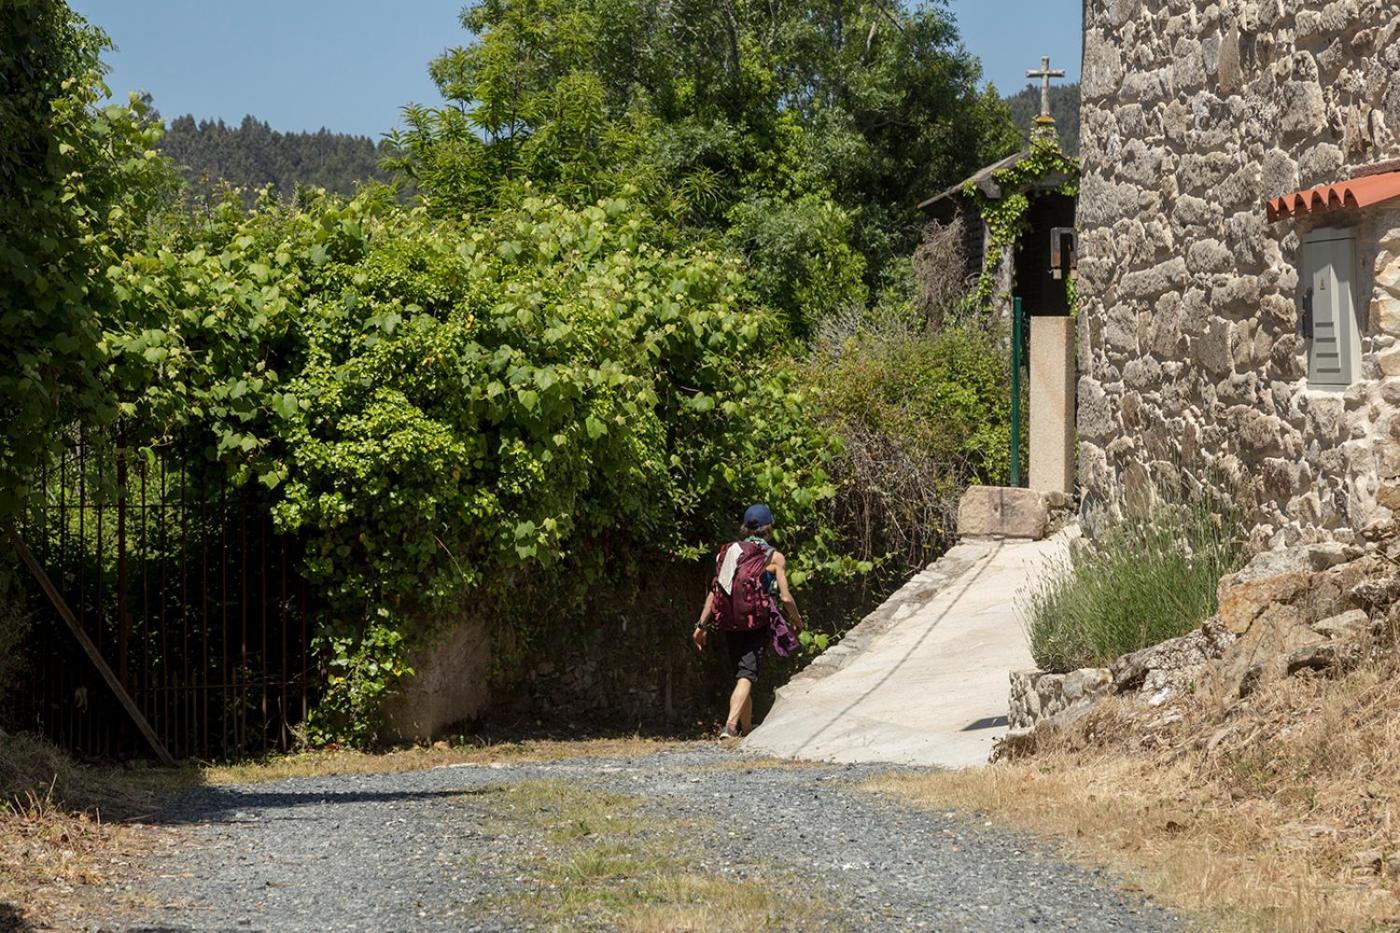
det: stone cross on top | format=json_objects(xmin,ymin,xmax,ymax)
[{"xmin": 1026, "ymin": 55, "xmax": 1065, "ymax": 120}]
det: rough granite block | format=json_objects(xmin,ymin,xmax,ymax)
[{"xmin": 957, "ymin": 486, "xmax": 1049, "ymax": 539}]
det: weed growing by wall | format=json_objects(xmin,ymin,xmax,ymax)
[{"xmin": 1023, "ymin": 482, "xmax": 1245, "ymax": 672}]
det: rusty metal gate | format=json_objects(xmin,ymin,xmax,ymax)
[{"xmin": 14, "ymin": 437, "xmax": 318, "ymax": 760}]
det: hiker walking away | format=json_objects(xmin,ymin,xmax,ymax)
[{"xmin": 692, "ymin": 504, "xmax": 803, "ymax": 739}]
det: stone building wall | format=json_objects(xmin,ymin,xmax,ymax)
[{"xmin": 1077, "ymin": 0, "xmax": 1400, "ymax": 548}]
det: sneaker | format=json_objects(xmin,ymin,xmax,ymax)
[{"xmin": 718, "ymin": 723, "xmax": 742, "ymax": 740}]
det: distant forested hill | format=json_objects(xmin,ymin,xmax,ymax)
[
  {"xmin": 159, "ymin": 88, "xmax": 1077, "ymax": 199},
  {"xmin": 1004, "ymin": 83, "xmax": 1080, "ymax": 155},
  {"xmin": 160, "ymin": 114, "xmax": 394, "ymax": 200}
]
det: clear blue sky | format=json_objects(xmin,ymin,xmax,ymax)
[{"xmin": 70, "ymin": 0, "xmax": 1081, "ymax": 139}]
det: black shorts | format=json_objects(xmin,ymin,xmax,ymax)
[{"xmin": 726, "ymin": 627, "xmax": 768, "ymax": 684}]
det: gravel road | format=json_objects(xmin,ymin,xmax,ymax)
[{"xmin": 104, "ymin": 745, "xmax": 1177, "ymax": 931}]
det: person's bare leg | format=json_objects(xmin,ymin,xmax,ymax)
[
  {"xmin": 726, "ymin": 677, "xmax": 753, "ymax": 729},
  {"xmin": 739, "ymin": 694, "xmax": 754, "ymax": 734}
]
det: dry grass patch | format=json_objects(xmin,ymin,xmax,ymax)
[
  {"xmin": 202, "ymin": 735, "xmax": 678, "ymax": 784},
  {"xmin": 0, "ymin": 733, "xmax": 181, "ymax": 930},
  {"xmin": 619, "ymin": 874, "xmax": 812, "ymax": 933},
  {"xmin": 867, "ymin": 659, "xmax": 1400, "ymax": 932},
  {"xmin": 0, "ymin": 786, "xmax": 166, "ymax": 930},
  {"xmin": 482, "ymin": 778, "xmax": 832, "ymax": 930},
  {"xmin": 474, "ymin": 779, "xmax": 655, "ymax": 841}
]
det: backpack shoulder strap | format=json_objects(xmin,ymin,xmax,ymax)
[{"xmin": 742, "ymin": 537, "xmax": 773, "ymax": 558}]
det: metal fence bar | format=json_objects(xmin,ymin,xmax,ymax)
[
  {"xmin": 15, "ymin": 438, "xmax": 316, "ymax": 761},
  {"xmin": 9, "ymin": 527, "xmax": 174, "ymax": 765}
]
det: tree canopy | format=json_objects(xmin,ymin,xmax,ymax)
[
  {"xmin": 0, "ymin": 0, "xmax": 166, "ymax": 517},
  {"xmin": 386, "ymin": 0, "xmax": 1022, "ymax": 331}
]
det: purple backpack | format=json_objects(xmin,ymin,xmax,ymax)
[{"xmin": 710, "ymin": 540, "xmax": 773, "ymax": 632}]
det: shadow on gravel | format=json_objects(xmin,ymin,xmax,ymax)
[
  {"xmin": 150, "ymin": 787, "xmax": 468, "ymax": 825},
  {"xmin": 0, "ymin": 903, "xmax": 35, "ymax": 932}
]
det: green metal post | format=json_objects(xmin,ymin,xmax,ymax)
[{"xmin": 1010, "ymin": 297, "xmax": 1023, "ymax": 487}]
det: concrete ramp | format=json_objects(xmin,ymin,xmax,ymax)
[{"xmin": 744, "ymin": 529, "xmax": 1073, "ymax": 769}]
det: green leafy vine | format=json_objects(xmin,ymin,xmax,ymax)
[{"xmin": 966, "ymin": 135, "xmax": 1080, "ymax": 313}]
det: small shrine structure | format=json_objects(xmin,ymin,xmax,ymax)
[{"xmin": 919, "ymin": 56, "xmax": 1081, "ymax": 499}]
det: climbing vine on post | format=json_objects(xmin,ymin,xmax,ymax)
[{"xmin": 965, "ymin": 135, "xmax": 1080, "ymax": 314}]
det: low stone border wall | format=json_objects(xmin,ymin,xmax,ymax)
[
  {"xmin": 1009, "ymin": 619, "xmax": 1246, "ymax": 733},
  {"xmin": 1008, "ymin": 668, "xmax": 1113, "ymax": 732}
]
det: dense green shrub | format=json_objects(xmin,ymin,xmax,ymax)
[
  {"xmin": 800, "ymin": 315, "xmax": 1012, "ymax": 572},
  {"xmin": 726, "ymin": 195, "xmax": 868, "ymax": 339},
  {"xmin": 0, "ymin": 0, "xmax": 169, "ymax": 518},
  {"xmin": 1023, "ymin": 485, "xmax": 1246, "ymax": 673},
  {"xmin": 106, "ymin": 187, "xmax": 844, "ymax": 741}
]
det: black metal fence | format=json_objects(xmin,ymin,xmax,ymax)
[{"xmin": 14, "ymin": 436, "xmax": 317, "ymax": 760}]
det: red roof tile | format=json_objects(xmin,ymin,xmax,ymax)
[{"xmin": 1267, "ymin": 169, "xmax": 1400, "ymax": 221}]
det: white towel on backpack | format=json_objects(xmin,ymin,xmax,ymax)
[{"xmin": 717, "ymin": 542, "xmax": 742, "ymax": 595}]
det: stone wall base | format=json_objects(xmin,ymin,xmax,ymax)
[
  {"xmin": 382, "ymin": 616, "xmax": 491, "ymax": 743},
  {"xmin": 1009, "ymin": 667, "xmax": 1113, "ymax": 731}
]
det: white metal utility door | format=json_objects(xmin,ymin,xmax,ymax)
[{"xmin": 1303, "ymin": 229, "xmax": 1359, "ymax": 388}]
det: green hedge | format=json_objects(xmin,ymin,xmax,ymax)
[
  {"xmin": 799, "ymin": 321, "xmax": 1013, "ymax": 572},
  {"xmin": 105, "ymin": 189, "xmax": 849, "ymax": 741}
]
